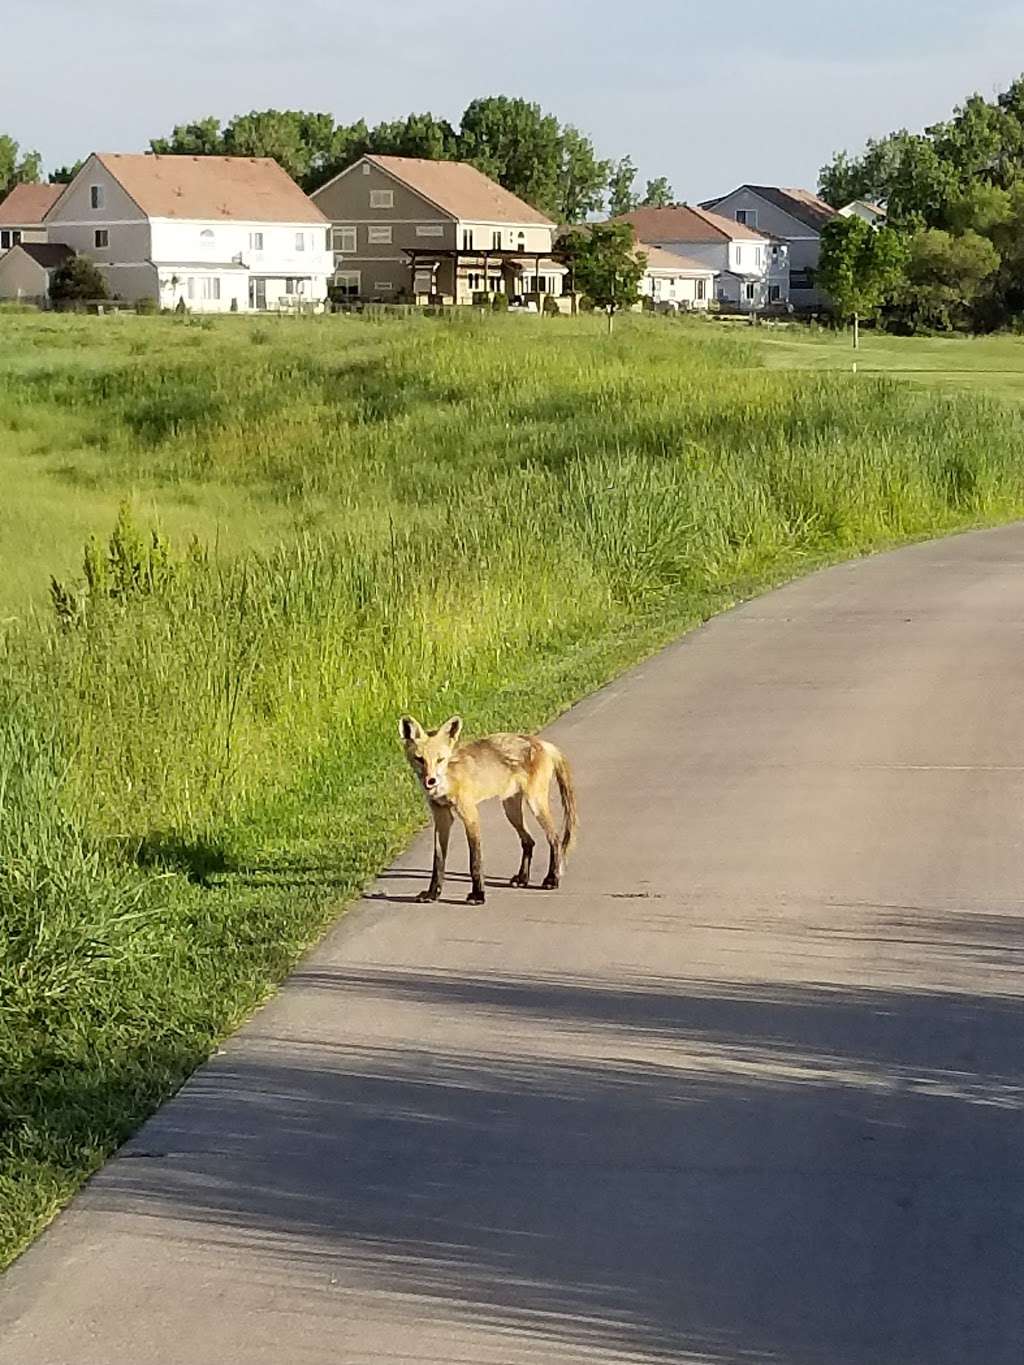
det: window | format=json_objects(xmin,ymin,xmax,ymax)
[
  {"xmin": 769, "ymin": 284, "xmax": 781, "ymax": 302},
  {"xmin": 368, "ymin": 225, "xmax": 392, "ymax": 244},
  {"xmin": 325, "ymin": 228, "xmax": 331, "ymax": 250},
  {"xmin": 462, "ymin": 228, "xmax": 474, "ymax": 250},
  {"xmin": 414, "ymin": 270, "xmax": 433, "ymax": 294},
  {"xmin": 333, "ymin": 227, "xmax": 357, "ymax": 252},
  {"xmin": 334, "ymin": 270, "xmax": 360, "ymax": 298},
  {"xmin": 488, "ymin": 276, "xmax": 502, "ymax": 292},
  {"xmin": 374, "ymin": 281, "xmax": 394, "ymax": 292},
  {"xmin": 744, "ymin": 283, "xmax": 755, "ymax": 301},
  {"xmin": 492, "ymin": 230, "xmax": 502, "ymax": 250},
  {"xmin": 284, "ymin": 278, "xmax": 297, "ymax": 294},
  {"xmin": 90, "ymin": 184, "xmax": 104, "ymax": 210},
  {"xmin": 249, "ymin": 231, "xmax": 264, "ymax": 250},
  {"xmin": 736, "ymin": 209, "xmax": 757, "ymax": 227},
  {"xmin": 0, "ymin": 229, "xmax": 20, "ymax": 249},
  {"xmin": 295, "ymin": 232, "xmax": 305, "ymax": 251},
  {"xmin": 735, "ymin": 245, "xmax": 743, "ymax": 266},
  {"xmin": 94, "ymin": 229, "xmax": 109, "ymax": 248},
  {"xmin": 415, "ymin": 224, "xmax": 444, "ymax": 237},
  {"xmin": 200, "ymin": 277, "xmax": 221, "ymax": 301},
  {"xmin": 468, "ymin": 272, "xmax": 481, "ymax": 289},
  {"xmin": 369, "ymin": 189, "xmax": 394, "ymax": 209},
  {"xmin": 187, "ymin": 277, "xmax": 195, "ymax": 300},
  {"xmin": 695, "ymin": 278, "xmax": 706, "ymax": 301}
]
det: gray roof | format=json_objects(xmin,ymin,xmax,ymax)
[
  {"xmin": 701, "ymin": 185, "xmax": 837, "ymax": 234},
  {"xmin": 17, "ymin": 242, "xmax": 75, "ymax": 268}
]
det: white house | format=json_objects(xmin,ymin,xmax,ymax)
[
  {"xmin": 839, "ymin": 200, "xmax": 888, "ymax": 228},
  {"xmin": 43, "ymin": 153, "xmax": 332, "ymax": 313},
  {"xmin": 0, "ymin": 182, "xmax": 62, "ymax": 253},
  {"xmin": 637, "ymin": 244, "xmax": 716, "ymax": 311},
  {"xmin": 699, "ymin": 185, "xmax": 837, "ymax": 309},
  {"xmin": 614, "ymin": 204, "xmax": 788, "ymax": 311}
]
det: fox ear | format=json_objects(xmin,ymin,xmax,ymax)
[
  {"xmin": 399, "ymin": 715, "xmax": 423, "ymax": 742},
  {"xmin": 441, "ymin": 715, "xmax": 463, "ymax": 743}
]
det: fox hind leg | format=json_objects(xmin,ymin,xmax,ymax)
[
  {"xmin": 526, "ymin": 784, "xmax": 562, "ymax": 890},
  {"xmin": 503, "ymin": 792, "xmax": 535, "ymax": 887}
]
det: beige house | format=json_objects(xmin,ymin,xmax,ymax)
[
  {"xmin": 0, "ymin": 183, "xmax": 62, "ymax": 253},
  {"xmin": 311, "ymin": 154, "xmax": 566, "ymax": 305},
  {"xmin": 638, "ymin": 244, "xmax": 716, "ymax": 310},
  {"xmin": 0, "ymin": 242, "xmax": 74, "ymax": 303}
]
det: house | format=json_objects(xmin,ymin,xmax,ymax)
[
  {"xmin": 612, "ymin": 204, "xmax": 788, "ymax": 311},
  {"xmin": 839, "ymin": 200, "xmax": 888, "ymax": 228},
  {"xmin": 0, "ymin": 241, "xmax": 74, "ymax": 303},
  {"xmin": 0, "ymin": 182, "xmax": 62, "ymax": 253},
  {"xmin": 637, "ymin": 244, "xmax": 716, "ymax": 311},
  {"xmin": 42, "ymin": 153, "xmax": 332, "ymax": 313},
  {"xmin": 311, "ymin": 154, "xmax": 567, "ymax": 305},
  {"xmin": 699, "ymin": 185, "xmax": 837, "ymax": 309}
]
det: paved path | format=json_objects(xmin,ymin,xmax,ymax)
[{"xmin": 4, "ymin": 526, "xmax": 1024, "ymax": 1365}]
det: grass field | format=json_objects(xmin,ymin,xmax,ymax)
[{"xmin": 4, "ymin": 308, "xmax": 1024, "ymax": 1268}]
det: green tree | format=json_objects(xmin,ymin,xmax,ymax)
[
  {"xmin": 892, "ymin": 228, "xmax": 999, "ymax": 331},
  {"xmin": 50, "ymin": 256, "xmax": 109, "ymax": 307},
  {"xmin": 607, "ymin": 156, "xmax": 638, "ymax": 217},
  {"xmin": 818, "ymin": 216, "xmax": 907, "ymax": 347},
  {"xmin": 641, "ymin": 176, "xmax": 674, "ymax": 208},
  {"xmin": 0, "ymin": 134, "xmax": 42, "ymax": 196},
  {"xmin": 457, "ymin": 96, "xmax": 563, "ymax": 214},
  {"xmin": 557, "ymin": 222, "xmax": 645, "ymax": 330},
  {"xmin": 369, "ymin": 112, "xmax": 458, "ymax": 163},
  {"xmin": 49, "ymin": 160, "xmax": 84, "ymax": 185},
  {"xmin": 150, "ymin": 117, "xmax": 225, "ymax": 156},
  {"xmin": 555, "ymin": 124, "xmax": 609, "ymax": 224}
]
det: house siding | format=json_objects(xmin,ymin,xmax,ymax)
[{"xmin": 0, "ymin": 250, "xmax": 51, "ymax": 301}]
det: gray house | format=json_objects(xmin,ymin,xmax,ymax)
[{"xmin": 700, "ymin": 185, "xmax": 837, "ymax": 310}]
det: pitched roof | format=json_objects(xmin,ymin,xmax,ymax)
[
  {"xmin": 362, "ymin": 155, "xmax": 553, "ymax": 227},
  {"xmin": 0, "ymin": 182, "xmax": 63, "ymax": 226},
  {"xmin": 16, "ymin": 242, "xmax": 75, "ymax": 268},
  {"xmin": 64, "ymin": 154, "xmax": 327, "ymax": 224},
  {"xmin": 702, "ymin": 185, "xmax": 838, "ymax": 233},
  {"xmin": 613, "ymin": 203, "xmax": 769, "ymax": 243},
  {"xmin": 639, "ymin": 243, "xmax": 717, "ymax": 274}
]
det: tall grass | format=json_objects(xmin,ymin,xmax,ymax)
[{"xmin": 4, "ymin": 310, "xmax": 1024, "ymax": 1266}]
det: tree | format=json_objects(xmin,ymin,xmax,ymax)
[
  {"xmin": 892, "ymin": 228, "xmax": 999, "ymax": 331},
  {"xmin": 607, "ymin": 156, "xmax": 638, "ymax": 217},
  {"xmin": 817, "ymin": 216, "xmax": 907, "ymax": 347},
  {"xmin": 457, "ymin": 96, "xmax": 563, "ymax": 215},
  {"xmin": 49, "ymin": 161, "xmax": 84, "ymax": 185},
  {"xmin": 555, "ymin": 124, "xmax": 609, "ymax": 224},
  {"xmin": 557, "ymin": 222, "xmax": 645, "ymax": 330},
  {"xmin": 369, "ymin": 112, "xmax": 458, "ymax": 163},
  {"xmin": 641, "ymin": 177, "xmax": 674, "ymax": 208},
  {"xmin": 50, "ymin": 256, "xmax": 109, "ymax": 307},
  {"xmin": 0, "ymin": 134, "xmax": 42, "ymax": 196},
  {"xmin": 150, "ymin": 117, "xmax": 225, "ymax": 157}
]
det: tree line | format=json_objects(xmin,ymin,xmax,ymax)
[
  {"xmin": 1, "ymin": 98, "xmax": 674, "ymax": 225},
  {"xmin": 819, "ymin": 73, "xmax": 1024, "ymax": 331}
]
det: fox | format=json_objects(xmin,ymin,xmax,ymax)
[{"xmin": 399, "ymin": 715, "xmax": 578, "ymax": 905}]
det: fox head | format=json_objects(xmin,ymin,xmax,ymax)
[{"xmin": 400, "ymin": 715, "xmax": 463, "ymax": 799}]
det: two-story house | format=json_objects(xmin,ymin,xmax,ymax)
[
  {"xmin": 700, "ymin": 185, "xmax": 837, "ymax": 309},
  {"xmin": 43, "ymin": 154, "xmax": 332, "ymax": 312},
  {"xmin": 0, "ymin": 183, "xmax": 62, "ymax": 253},
  {"xmin": 612, "ymin": 204, "xmax": 789, "ymax": 311},
  {"xmin": 311, "ymin": 154, "xmax": 566, "ymax": 305}
]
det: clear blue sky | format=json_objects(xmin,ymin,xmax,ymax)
[{"xmin": 10, "ymin": 0, "xmax": 1024, "ymax": 199}]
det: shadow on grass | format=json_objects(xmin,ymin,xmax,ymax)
[{"xmin": 130, "ymin": 832, "xmax": 232, "ymax": 886}]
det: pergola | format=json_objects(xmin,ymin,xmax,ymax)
[{"xmin": 402, "ymin": 247, "xmax": 565, "ymax": 296}]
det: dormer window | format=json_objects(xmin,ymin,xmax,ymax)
[{"xmin": 90, "ymin": 185, "xmax": 104, "ymax": 210}]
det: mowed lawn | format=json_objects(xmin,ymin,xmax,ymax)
[
  {"xmin": 6, "ymin": 307, "xmax": 1024, "ymax": 1270},
  {"xmin": 756, "ymin": 324, "xmax": 1024, "ymax": 401}
]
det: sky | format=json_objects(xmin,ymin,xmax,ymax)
[{"xmin": 8, "ymin": 0, "xmax": 1024, "ymax": 201}]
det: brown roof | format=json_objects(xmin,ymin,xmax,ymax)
[
  {"xmin": 0, "ymin": 182, "xmax": 63, "ymax": 226},
  {"xmin": 614, "ymin": 203, "xmax": 769, "ymax": 243},
  {"xmin": 62, "ymin": 154, "xmax": 327, "ymax": 223},
  {"xmin": 364, "ymin": 155, "xmax": 553, "ymax": 227},
  {"xmin": 701, "ymin": 185, "xmax": 838, "ymax": 233},
  {"xmin": 15, "ymin": 242, "xmax": 75, "ymax": 268},
  {"xmin": 638, "ymin": 244, "xmax": 716, "ymax": 274}
]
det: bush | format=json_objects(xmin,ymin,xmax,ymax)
[
  {"xmin": 50, "ymin": 256, "xmax": 109, "ymax": 307},
  {"xmin": 491, "ymin": 292, "xmax": 509, "ymax": 312},
  {"xmin": 134, "ymin": 296, "xmax": 158, "ymax": 316},
  {"xmin": 543, "ymin": 294, "xmax": 561, "ymax": 316}
]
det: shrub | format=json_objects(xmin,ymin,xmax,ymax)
[
  {"xmin": 543, "ymin": 294, "xmax": 561, "ymax": 316},
  {"xmin": 134, "ymin": 296, "xmax": 158, "ymax": 316},
  {"xmin": 50, "ymin": 257, "xmax": 109, "ymax": 307},
  {"xmin": 491, "ymin": 292, "xmax": 509, "ymax": 312}
]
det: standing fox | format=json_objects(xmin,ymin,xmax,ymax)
[{"xmin": 399, "ymin": 715, "xmax": 578, "ymax": 905}]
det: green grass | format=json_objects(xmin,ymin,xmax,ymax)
[
  {"xmin": 755, "ymin": 322, "xmax": 1024, "ymax": 401},
  {"xmin": 5, "ymin": 308, "xmax": 1024, "ymax": 1268}
]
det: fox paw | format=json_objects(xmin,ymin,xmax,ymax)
[
  {"xmin": 541, "ymin": 876, "xmax": 560, "ymax": 891},
  {"xmin": 509, "ymin": 873, "xmax": 530, "ymax": 888},
  {"xmin": 466, "ymin": 890, "xmax": 486, "ymax": 905},
  {"xmin": 416, "ymin": 889, "xmax": 440, "ymax": 903}
]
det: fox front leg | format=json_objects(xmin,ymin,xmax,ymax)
[
  {"xmin": 418, "ymin": 804, "xmax": 453, "ymax": 903},
  {"xmin": 459, "ymin": 804, "xmax": 486, "ymax": 905}
]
